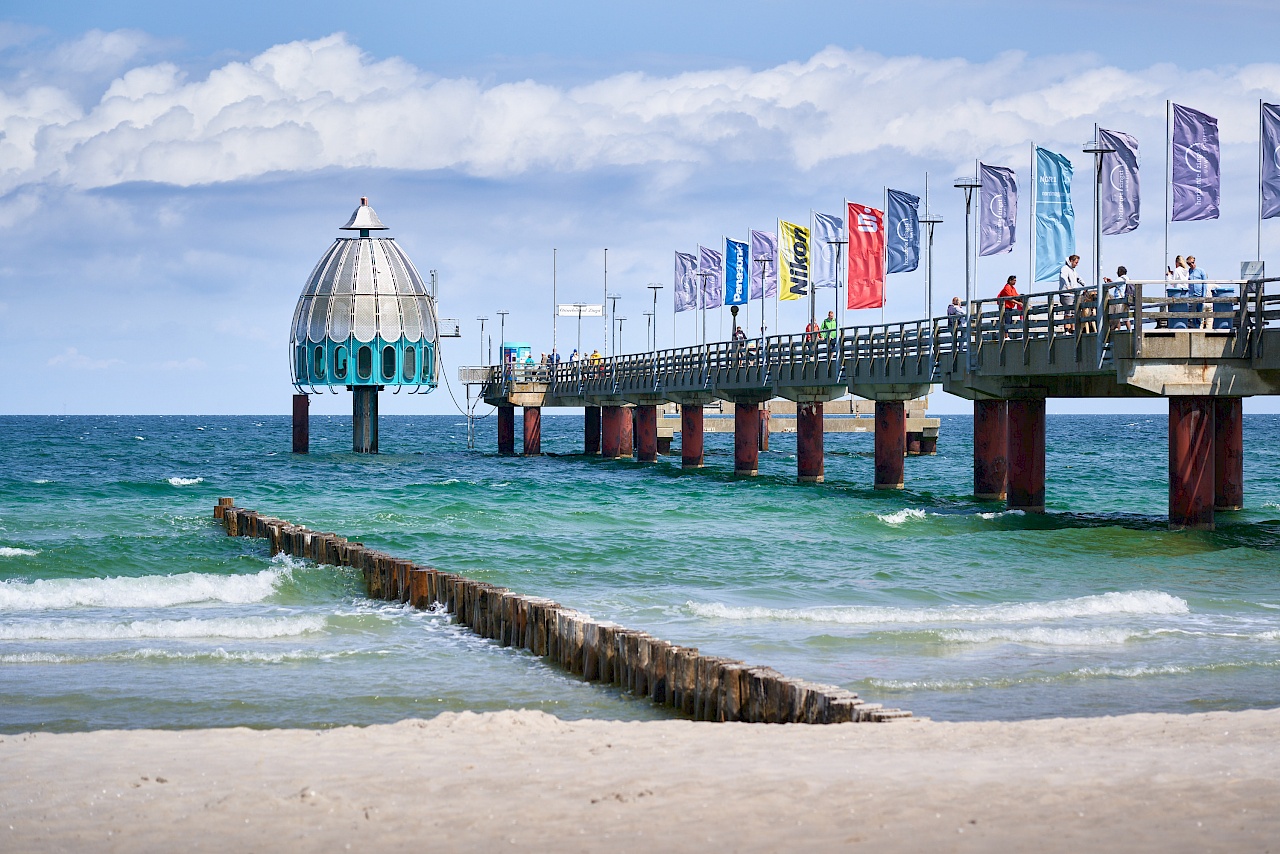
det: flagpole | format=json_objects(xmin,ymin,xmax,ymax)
[
  {"xmin": 1164, "ymin": 101, "xmax": 1171, "ymax": 276},
  {"xmin": 552, "ymin": 248, "xmax": 558, "ymax": 359},
  {"xmin": 1030, "ymin": 143, "xmax": 1037, "ymax": 288},
  {"xmin": 974, "ymin": 159, "xmax": 980, "ymax": 305},
  {"xmin": 809, "ymin": 209, "xmax": 817, "ymax": 330},
  {"xmin": 841, "ymin": 197, "xmax": 850, "ymax": 328},
  {"xmin": 1259, "ymin": 99, "xmax": 1265, "ymax": 263},
  {"xmin": 922, "ymin": 177, "xmax": 929, "ymax": 317},
  {"xmin": 603, "ymin": 247, "xmax": 609, "ymax": 356},
  {"xmin": 881, "ymin": 187, "xmax": 887, "ymax": 325},
  {"xmin": 776, "ymin": 218, "xmax": 781, "ymax": 337}
]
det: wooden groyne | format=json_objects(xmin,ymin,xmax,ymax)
[{"xmin": 214, "ymin": 498, "xmax": 911, "ymax": 724}]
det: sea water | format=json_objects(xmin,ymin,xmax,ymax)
[{"xmin": 2, "ymin": 413, "xmax": 1279, "ymax": 731}]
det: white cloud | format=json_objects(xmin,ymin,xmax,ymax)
[
  {"xmin": 159, "ymin": 357, "xmax": 206, "ymax": 371},
  {"xmin": 4, "ymin": 33, "xmax": 1280, "ymax": 193},
  {"xmin": 47, "ymin": 347, "xmax": 123, "ymax": 370}
]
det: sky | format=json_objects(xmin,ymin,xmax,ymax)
[{"xmin": 3, "ymin": 0, "xmax": 1280, "ymax": 415}]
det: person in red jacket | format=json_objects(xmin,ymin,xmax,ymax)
[{"xmin": 998, "ymin": 275, "xmax": 1021, "ymax": 339}]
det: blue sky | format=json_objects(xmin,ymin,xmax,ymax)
[{"xmin": 2, "ymin": 1, "xmax": 1280, "ymax": 415}]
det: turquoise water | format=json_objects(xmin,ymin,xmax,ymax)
[{"xmin": 2, "ymin": 413, "xmax": 1279, "ymax": 731}]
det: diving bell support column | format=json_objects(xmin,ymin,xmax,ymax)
[
  {"xmin": 584, "ymin": 406, "xmax": 602, "ymax": 455},
  {"xmin": 1214, "ymin": 397, "xmax": 1243, "ymax": 512},
  {"xmin": 796, "ymin": 402, "xmax": 824, "ymax": 483},
  {"xmin": 497, "ymin": 405, "xmax": 515, "ymax": 455},
  {"xmin": 353, "ymin": 386, "xmax": 379, "ymax": 454},
  {"xmin": 974, "ymin": 399, "xmax": 1008, "ymax": 500},
  {"xmin": 292, "ymin": 393, "xmax": 309, "ymax": 454},
  {"xmin": 1169, "ymin": 396, "xmax": 1215, "ymax": 530},
  {"xmin": 1006, "ymin": 399, "xmax": 1045, "ymax": 512},
  {"xmin": 873, "ymin": 401, "xmax": 906, "ymax": 490},
  {"xmin": 681, "ymin": 405, "xmax": 704, "ymax": 468}
]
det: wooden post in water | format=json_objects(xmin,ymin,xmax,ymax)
[{"xmin": 292, "ymin": 394, "xmax": 309, "ymax": 454}]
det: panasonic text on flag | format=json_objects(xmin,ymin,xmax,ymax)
[
  {"xmin": 1171, "ymin": 103, "xmax": 1220, "ymax": 222},
  {"xmin": 724, "ymin": 238, "xmax": 749, "ymax": 306},
  {"xmin": 885, "ymin": 189, "xmax": 920, "ymax": 275}
]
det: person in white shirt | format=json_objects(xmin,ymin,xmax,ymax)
[{"xmin": 1059, "ymin": 254, "xmax": 1083, "ymax": 332}]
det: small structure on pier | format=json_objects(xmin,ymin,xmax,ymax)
[{"xmin": 289, "ymin": 199, "xmax": 439, "ymax": 453}]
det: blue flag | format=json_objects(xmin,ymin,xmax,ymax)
[
  {"xmin": 674, "ymin": 251, "xmax": 698, "ymax": 312},
  {"xmin": 1171, "ymin": 103, "xmax": 1220, "ymax": 222},
  {"xmin": 979, "ymin": 163, "xmax": 1017, "ymax": 256},
  {"xmin": 1262, "ymin": 104, "xmax": 1280, "ymax": 219},
  {"xmin": 724, "ymin": 238, "xmax": 749, "ymax": 306},
  {"xmin": 1034, "ymin": 147, "xmax": 1075, "ymax": 282},
  {"xmin": 885, "ymin": 189, "xmax": 920, "ymax": 274}
]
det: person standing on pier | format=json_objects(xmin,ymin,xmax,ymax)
[
  {"xmin": 998, "ymin": 275, "xmax": 1021, "ymax": 340},
  {"xmin": 820, "ymin": 310, "xmax": 837, "ymax": 340},
  {"xmin": 1187, "ymin": 256, "xmax": 1208, "ymax": 328},
  {"xmin": 1059, "ymin": 255, "xmax": 1083, "ymax": 333}
]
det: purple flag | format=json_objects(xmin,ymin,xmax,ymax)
[
  {"xmin": 979, "ymin": 163, "xmax": 1017, "ymax": 256},
  {"xmin": 674, "ymin": 251, "xmax": 698, "ymax": 312},
  {"xmin": 1098, "ymin": 128, "xmax": 1140, "ymax": 235},
  {"xmin": 699, "ymin": 244, "xmax": 723, "ymax": 310},
  {"xmin": 1171, "ymin": 103, "xmax": 1220, "ymax": 222},
  {"xmin": 750, "ymin": 230, "xmax": 777, "ymax": 299},
  {"xmin": 1262, "ymin": 103, "xmax": 1280, "ymax": 219}
]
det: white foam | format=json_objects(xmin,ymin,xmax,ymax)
[
  {"xmin": 134, "ymin": 436, "xmax": 145, "ymax": 440},
  {"xmin": 0, "ymin": 567, "xmax": 289, "ymax": 610},
  {"xmin": 167, "ymin": 477, "xmax": 204, "ymax": 486},
  {"xmin": 1264, "ymin": 502, "xmax": 1280, "ymax": 509},
  {"xmin": 685, "ymin": 590, "xmax": 1190, "ymax": 625},
  {"xmin": 32, "ymin": 479, "xmax": 50, "ymax": 484},
  {"xmin": 0, "ymin": 647, "xmax": 343, "ymax": 665},
  {"xmin": 0, "ymin": 547, "xmax": 40, "ymax": 558},
  {"xmin": 938, "ymin": 626, "xmax": 1142, "ymax": 645},
  {"xmin": 876, "ymin": 508, "xmax": 928, "ymax": 525},
  {"xmin": 978, "ymin": 509, "xmax": 1026, "ymax": 520},
  {"xmin": 0, "ymin": 614, "xmax": 326, "ymax": 641}
]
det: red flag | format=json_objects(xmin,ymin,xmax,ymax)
[{"xmin": 846, "ymin": 202, "xmax": 885, "ymax": 310}]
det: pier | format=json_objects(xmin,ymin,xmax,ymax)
[
  {"xmin": 214, "ymin": 499, "xmax": 910, "ymax": 724},
  {"xmin": 477, "ymin": 280, "xmax": 1280, "ymax": 530}
]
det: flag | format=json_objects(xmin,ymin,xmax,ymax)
[
  {"xmin": 1262, "ymin": 103, "xmax": 1280, "ymax": 219},
  {"xmin": 724, "ymin": 238, "xmax": 749, "ymax": 306},
  {"xmin": 750, "ymin": 230, "xmax": 778, "ymax": 299},
  {"xmin": 979, "ymin": 163, "xmax": 1017, "ymax": 256},
  {"xmin": 1171, "ymin": 103, "xmax": 1220, "ymax": 222},
  {"xmin": 674, "ymin": 251, "xmax": 698, "ymax": 312},
  {"xmin": 1098, "ymin": 128, "xmax": 1140, "ymax": 234},
  {"xmin": 811, "ymin": 212, "xmax": 844, "ymax": 288},
  {"xmin": 1034, "ymin": 147, "xmax": 1075, "ymax": 282},
  {"xmin": 699, "ymin": 244, "xmax": 723, "ymax": 310},
  {"xmin": 846, "ymin": 202, "xmax": 885, "ymax": 310},
  {"xmin": 885, "ymin": 189, "xmax": 920, "ymax": 274},
  {"xmin": 778, "ymin": 220, "xmax": 810, "ymax": 302}
]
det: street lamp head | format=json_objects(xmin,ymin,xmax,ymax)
[{"xmin": 953, "ymin": 176, "xmax": 981, "ymax": 189}]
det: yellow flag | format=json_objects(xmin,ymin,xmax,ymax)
[{"xmin": 778, "ymin": 220, "xmax": 810, "ymax": 301}]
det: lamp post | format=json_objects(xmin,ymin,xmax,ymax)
[
  {"xmin": 644, "ymin": 311, "xmax": 655, "ymax": 351},
  {"xmin": 921, "ymin": 211, "xmax": 943, "ymax": 320},
  {"xmin": 646, "ymin": 283, "xmax": 663, "ymax": 351},
  {"xmin": 1084, "ymin": 129, "xmax": 1117, "ymax": 291},
  {"xmin": 953, "ymin": 176, "xmax": 981, "ymax": 309},
  {"xmin": 607, "ymin": 293, "xmax": 621, "ymax": 355},
  {"xmin": 476, "ymin": 316, "xmax": 489, "ymax": 365},
  {"xmin": 496, "ymin": 310, "xmax": 509, "ymax": 356},
  {"xmin": 616, "ymin": 316, "xmax": 626, "ymax": 354}
]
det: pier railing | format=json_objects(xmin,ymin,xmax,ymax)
[{"xmin": 481, "ymin": 278, "xmax": 1280, "ymax": 396}]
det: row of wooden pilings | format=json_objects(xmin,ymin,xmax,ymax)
[
  {"xmin": 972, "ymin": 396, "xmax": 1244, "ymax": 529},
  {"xmin": 498, "ymin": 400, "xmax": 933, "ymax": 489},
  {"xmin": 214, "ymin": 499, "xmax": 911, "ymax": 724}
]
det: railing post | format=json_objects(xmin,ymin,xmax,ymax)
[{"xmin": 1132, "ymin": 282, "xmax": 1144, "ymax": 359}]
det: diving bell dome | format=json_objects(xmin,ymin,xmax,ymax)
[{"xmin": 290, "ymin": 198, "xmax": 439, "ymax": 393}]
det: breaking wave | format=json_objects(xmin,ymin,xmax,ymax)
[
  {"xmin": 0, "ymin": 614, "xmax": 326, "ymax": 641},
  {"xmin": 0, "ymin": 567, "xmax": 290, "ymax": 610}
]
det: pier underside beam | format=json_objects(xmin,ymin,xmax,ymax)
[
  {"xmin": 681, "ymin": 405, "xmax": 704, "ymax": 468},
  {"xmin": 636, "ymin": 405, "xmax": 658, "ymax": 462},
  {"xmin": 522, "ymin": 406, "xmax": 541, "ymax": 456},
  {"xmin": 797, "ymin": 402, "xmax": 824, "ymax": 483},
  {"xmin": 1006, "ymin": 399, "xmax": 1045, "ymax": 512},
  {"xmin": 874, "ymin": 400, "xmax": 906, "ymax": 490},
  {"xmin": 974, "ymin": 399, "xmax": 1008, "ymax": 501},
  {"xmin": 1214, "ymin": 398, "xmax": 1243, "ymax": 512},
  {"xmin": 1169, "ymin": 396, "xmax": 1215, "ymax": 530},
  {"xmin": 601, "ymin": 405, "xmax": 623, "ymax": 459},
  {"xmin": 353, "ymin": 386, "xmax": 379, "ymax": 454},
  {"xmin": 292, "ymin": 393, "xmax": 309, "ymax": 454},
  {"xmin": 584, "ymin": 405, "xmax": 601, "ymax": 455},
  {"xmin": 496, "ymin": 405, "xmax": 515, "ymax": 455},
  {"xmin": 734, "ymin": 402, "xmax": 761, "ymax": 476}
]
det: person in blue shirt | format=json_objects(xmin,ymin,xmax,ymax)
[{"xmin": 1187, "ymin": 256, "xmax": 1207, "ymax": 327}]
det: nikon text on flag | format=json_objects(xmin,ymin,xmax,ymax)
[{"xmin": 778, "ymin": 220, "xmax": 810, "ymax": 302}]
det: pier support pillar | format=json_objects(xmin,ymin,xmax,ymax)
[
  {"xmin": 353, "ymin": 386, "xmax": 379, "ymax": 454},
  {"xmin": 1214, "ymin": 398, "xmax": 1244, "ymax": 512},
  {"xmin": 920, "ymin": 432, "xmax": 938, "ymax": 455},
  {"xmin": 974, "ymin": 399, "xmax": 1008, "ymax": 500},
  {"xmin": 601, "ymin": 405, "xmax": 623, "ymax": 459},
  {"xmin": 496, "ymin": 405, "xmax": 515, "ymax": 455},
  {"xmin": 906, "ymin": 431, "xmax": 923, "ymax": 456},
  {"xmin": 619, "ymin": 407, "xmax": 634, "ymax": 458},
  {"xmin": 657, "ymin": 435, "xmax": 672, "ymax": 455},
  {"xmin": 292, "ymin": 393, "xmax": 309, "ymax": 454},
  {"xmin": 681, "ymin": 405, "xmax": 704, "ymax": 468},
  {"xmin": 734, "ymin": 403, "xmax": 761, "ymax": 476},
  {"xmin": 874, "ymin": 401, "xmax": 906, "ymax": 490},
  {"xmin": 522, "ymin": 406, "xmax": 542, "ymax": 456},
  {"xmin": 797, "ymin": 402, "xmax": 824, "ymax": 483},
  {"xmin": 1006, "ymin": 399, "xmax": 1045, "ymax": 512},
  {"xmin": 1169, "ymin": 396, "xmax": 1215, "ymax": 530},
  {"xmin": 636, "ymin": 405, "xmax": 658, "ymax": 462},
  {"xmin": 584, "ymin": 406, "xmax": 601, "ymax": 455},
  {"xmin": 759, "ymin": 407, "xmax": 771, "ymax": 451}
]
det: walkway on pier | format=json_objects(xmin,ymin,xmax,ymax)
[{"xmin": 478, "ymin": 278, "xmax": 1280, "ymax": 529}]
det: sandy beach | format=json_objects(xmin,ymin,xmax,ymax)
[{"xmin": 3, "ymin": 708, "xmax": 1278, "ymax": 852}]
